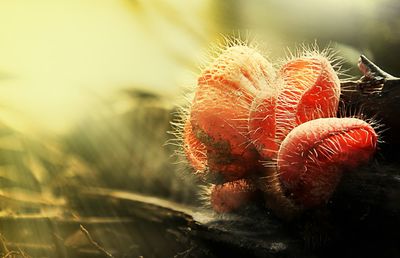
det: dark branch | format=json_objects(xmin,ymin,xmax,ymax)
[{"xmin": 358, "ymin": 55, "xmax": 395, "ymax": 79}]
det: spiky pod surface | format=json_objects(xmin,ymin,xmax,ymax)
[
  {"xmin": 277, "ymin": 56, "xmax": 341, "ymax": 140},
  {"xmin": 247, "ymin": 54, "xmax": 345, "ymax": 216},
  {"xmin": 248, "ymin": 84, "xmax": 278, "ymax": 159},
  {"xmin": 249, "ymin": 55, "xmax": 341, "ymax": 160},
  {"xmin": 210, "ymin": 179, "xmax": 258, "ymax": 213},
  {"xmin": 181, "ymin": 42, "xmax": 378, "ymax": 216},
  {"xmin": 277, "ymin": 117, "xmax": 378, "ymax": 208},
  {"xmin": 189, "ymin": 46, "xmax": 275, "ymax": 182},
  {"xmin": 183, "ymin": 120, "xmax": 207, "ymax": 173}
]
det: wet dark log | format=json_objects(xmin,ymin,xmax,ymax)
[
  {"xmin": 73, "ymin": 188, "xmax": 308, "ymax": 258},
  {"xmin": 1, "ymin": 169, "xmax": 400, "ymax": 258},
  {"xmin": 328, "ymin": 164, "xmax": 400, "ymax": 257},
  {"xmin": 75, "ymin": 175, "xmax": 400, "ymax": 258},
  {"xmin": 0, "ymin": 189, "xmax": 305, "ymax": 258}
]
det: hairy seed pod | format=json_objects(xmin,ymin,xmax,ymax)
[
  {"xmin": 183, "ymin": 119, "xmax": 207, "ymax": 173},
  {"xmin": 248, "ymin": 85, "xmax": 278, "ymax": 160},
  {"xmin": 210, "ymin": 178, "xmax": 258, "ymax": 213},
  {"xmin": 248, "ymin": 55, "xmax": 341, "ymax": 160},
  {"xmin": 190, "ymin": 45, "xmax": 275, "ymax": 181},
  {"xmin": 276, "ymin": 56, "xmax": 341, "ymax": 146},
  {"xmin": 277, "ymin": 117, "xmax": 378, "ymax": 208}
]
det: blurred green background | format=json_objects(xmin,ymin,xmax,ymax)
[{"xmin": 0, "ymin": 0, "xmax": 399, "ymax": 211}]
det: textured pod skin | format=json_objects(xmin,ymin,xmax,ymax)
[
  {"xmin": 248, "ymin": 56, "xmax": 340, "ymax": 160},
  {"xmin": 277, "ymin": 117, "xmax": 378, "ymax": 208},
  {"xmin": 248, "ymin": 87, "xmax": 278, "ymax": 159},
  {"xmin": 180, "ymin": 43, "xmax": 378, "ymax": 217},
  {"xmin": 190, "ymin": 46, "xmax": 275, "ymax": 181},
  {"xmin": 210, "ymin": 179, "xmax": 258, "ymax": 213},
  {"xmin": 275, "ymin": 56, "xmax": 340, "ymax": 146},
  {"xmin": 183, "ymin": 119, "xmax": 207, "ymax": 173}
]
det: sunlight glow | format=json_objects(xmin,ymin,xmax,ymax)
[{"xmin": 0, "ymin": 0, "xmax": 211, "ymax": 134}]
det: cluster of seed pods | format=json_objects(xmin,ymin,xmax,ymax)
[{"xmin": 182, "ymin": 44, "xmax": 378, "ymax": 219}]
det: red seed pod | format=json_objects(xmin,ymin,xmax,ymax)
[
  {"xmin": 190, "ymin": 45, "xmax": 275, "ymax": 181},
  {"xmin": 210, "ymin": 178, "xmax": 258, "ymax": 213},
  {"xmin": 183, "ymin": 119, "xmax": 207, "ymax": 173},
  {"xmin": 248, "ymin": 88, "xmax": 278, "ymax": 160},
  {"xmin": 248, "ymin": 55, "xmax": 340, "ymax": 160},
  {"xmin": 277, "ymin": 117, "xmax": 378, "ymax": 208},
  {"xmin": 275, "ymin": 56, "xmax": 341, "ymax": 145}
]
